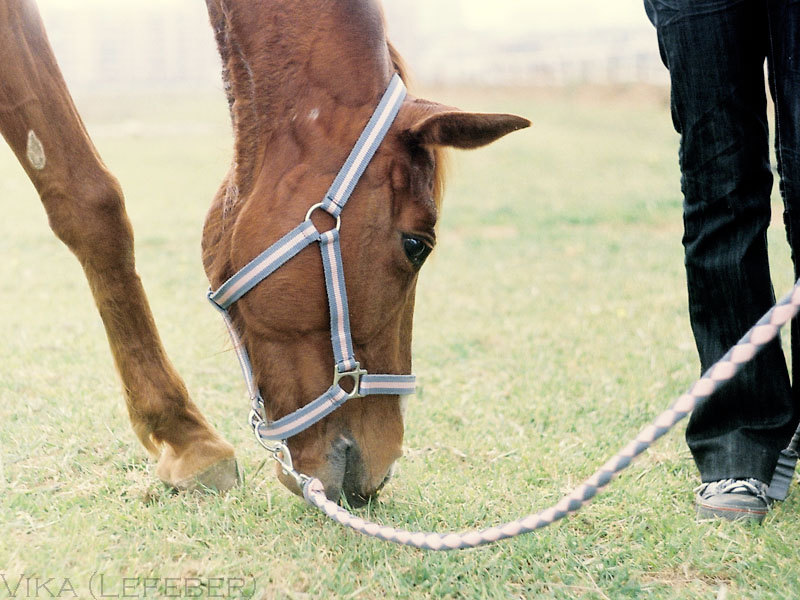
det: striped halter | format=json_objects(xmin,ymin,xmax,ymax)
[{"xmin": 208, "ymin": 74, "xmax": 412, "ymax": 484}]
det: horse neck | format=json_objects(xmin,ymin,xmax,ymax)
[{"xmin": 212, "ymin": 0, "xmax": 394, "ymax": 201}]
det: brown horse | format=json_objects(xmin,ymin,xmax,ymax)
[
  {"xmin": 1, "ymin": 0, "xmax": 528, "ymax": 504},
  {"xmin": 200, "ymin": 0, "xmax": 528, "ymax": 503}
]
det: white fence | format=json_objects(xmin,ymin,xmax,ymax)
[
  {"xmin": 39, "ymin": 3, "xmax": 222, "ymax": 93},
  {"xmin": 395, "ymin": 29, "xmax": 667, "ymax": 87},
  {"xmin": 37, "ymin": 2, "xmax": 666, "ymax": 92}
]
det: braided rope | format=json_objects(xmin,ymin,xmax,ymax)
[{"xmin": 302, "ymin": 281, "xmax": 800, "ymax": 550}]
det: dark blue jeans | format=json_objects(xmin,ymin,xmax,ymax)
[{"xmin": 645, "ymin": 0, "xmax": 800, "ymax": 482}]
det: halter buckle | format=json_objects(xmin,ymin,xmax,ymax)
[{"xmin": 333, "ymin": 362, "xmax": 367, "ymax": 399}]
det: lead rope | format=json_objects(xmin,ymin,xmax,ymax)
[{"xmin": 301, "ymin": 281, "xmax": 800, "ymax": 550}]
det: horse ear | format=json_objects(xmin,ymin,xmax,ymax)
[{"xmin": 406, "ymin": 104, "xmax": 530, "ymax": 149}]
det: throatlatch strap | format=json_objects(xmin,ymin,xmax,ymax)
[{"xmin": 208, "ymin": 299, "xmax": 260, "ymax": 403}]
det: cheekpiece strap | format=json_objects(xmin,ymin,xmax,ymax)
[{"xmin": 321, "ymin": 74, "xmax": 407, "ymax": 217}]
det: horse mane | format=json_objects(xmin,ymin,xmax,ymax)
[{"xmin": 205, "ymin": 0, "xmax": 259, "ymax": 212}]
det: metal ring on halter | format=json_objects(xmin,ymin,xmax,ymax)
[
  {"xmin": 253, "ymin": 426, "xmax": 308, "ymax": 488},
  {"xmin": 305, "ymin": 202, "xmax": 341, "ymax": 232},
  {"xmin": 250, "ymin": 411, "xmax": 309, "ymax": 488},
  {"xmin": 272, "ymin": 442, "xmax": 310, "ymax": 489}
]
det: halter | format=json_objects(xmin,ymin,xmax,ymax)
[{"xmin": 208, "ymin": 74, "xmax": 412, "ymax": 485}]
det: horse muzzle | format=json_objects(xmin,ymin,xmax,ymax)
[{"xmin": 276, "ymin": 433, "xmax": 395, "ymax": 507}]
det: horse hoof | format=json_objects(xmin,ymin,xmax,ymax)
[
  {"xmin": 156, "ymin": 440, "xmax": 241, "ymax": 493},
  {"xmin": 170, "ymin": 457, "xmax": 241, "ymax": 493}
]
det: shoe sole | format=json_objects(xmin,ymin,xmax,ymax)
[{"xmin": 696, "ymin": 501, "xmax": 767, "ymax": 523}]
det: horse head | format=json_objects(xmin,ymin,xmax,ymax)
[{"xmin": 202, "ymin": 0, "xmax": 529, "ymax": 505}]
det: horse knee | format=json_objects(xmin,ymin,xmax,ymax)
[{"xmin": 41, "ymin": 170, "xmax": 134, "ymax": 266}]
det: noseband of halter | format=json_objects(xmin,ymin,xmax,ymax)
[{"xmin": 208, "ymin": 74, "xmax": 411, "ymax": 485}]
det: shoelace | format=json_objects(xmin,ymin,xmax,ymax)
[{"xmin": 695, "ymin": 478, "xmax": 769, "ymax": 503}]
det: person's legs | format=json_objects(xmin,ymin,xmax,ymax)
[
  {"xmin": 767, "ymin": 0, "xmax": 800, "ymax": 447},
  {"xmin": 645, "ymin": 0, "xmax": 796, "ymax": 486}
]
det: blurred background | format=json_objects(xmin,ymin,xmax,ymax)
[{"xmin": 34, "ymin": 0, "xmax": 665, "ymax": 93}]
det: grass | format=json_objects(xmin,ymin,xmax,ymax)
[{"xmin": 1, "ymin": 83, "xmax": 798, "ymax": 599}]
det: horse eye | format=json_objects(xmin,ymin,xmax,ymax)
[{"xmin": 402, "ymin": 235, "xmax": 433, "ymax": 267}]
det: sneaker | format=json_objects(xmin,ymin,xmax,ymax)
[{"xmin": 695, "ymin": 478, "xmax": 770, "ymax": 523}]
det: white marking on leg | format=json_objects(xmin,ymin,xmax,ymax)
[{"xmin": 26, "ymin": 130, "xmax": 46, "ymax": 170}]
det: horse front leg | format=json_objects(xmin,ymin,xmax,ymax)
[{"xmin": 0, "ymin": 0, "xmax": 238, "ymax": 491}]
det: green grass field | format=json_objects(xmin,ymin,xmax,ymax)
[{"xmin": 1, "ymin": 84, "xmax": 798, "ymax": 599}]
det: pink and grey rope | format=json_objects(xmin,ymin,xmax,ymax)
[
  {"xmin": 302, "ymin": 281, "xmax": 800, "ymax": 550},
  {"xmin": 208, "ymin": 73, "xmax": 799, "ymax": 549}
]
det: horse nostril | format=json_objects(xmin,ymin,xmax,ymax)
[
  {"xmin": 323, "ymin": 435, "xmax": 369, "ymax": 508},
  {"xmin": 340, "ymin": 439, "xmax": 371, "ymax": 508},
  {"xmin": 318, "ymin": 435, "xmax": 349, "ymax": 502},
  {"xmin": 321, "ymin": 434, "xmax": 388, "ymax": 507}
]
